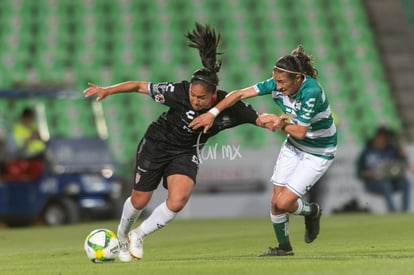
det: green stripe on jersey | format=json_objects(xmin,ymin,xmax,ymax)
[{"xmin": 255, "ymin": 76, "xmax": 337, "ymax": 159}]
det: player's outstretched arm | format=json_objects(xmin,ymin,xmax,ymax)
[
  {"xmin": 83, "ymin": 81, "xmax": 149, "ymax": 101},
  {"xmin": 189, "ymin": 86, "xmax": 258, "ymax": 133}
]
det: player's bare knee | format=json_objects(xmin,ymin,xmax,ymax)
[
  {"xmin": 275, "ymin": 200, "xmax": 291, "ymax": 212},
  {"xmin": 168, "ymin": 204, "xmax": 184, "ymax": 212},
  {"xmin": 166, "ymin": 197, "xmax": 189, "ymax": 212},
  {"xmin": 130, "ymin": 191, "xmax": 151, "ymax": 210}
]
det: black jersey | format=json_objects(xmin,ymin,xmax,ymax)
[{"xmin": 144, "ymin": 81, "xmax": 258, "ymax": 154}]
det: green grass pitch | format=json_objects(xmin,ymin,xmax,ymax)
[{"xmin": 1, "ymin": 213, "xmax": 414, "ymax": 275}]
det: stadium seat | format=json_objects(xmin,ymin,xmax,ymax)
[{"xmin": 0, "ymin": 0, "xmax": 404, "ymax": 163}]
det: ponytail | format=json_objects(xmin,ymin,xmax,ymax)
[{"xmin": 185, "ymin": 22, "xmax": 222, "ymax": 92}]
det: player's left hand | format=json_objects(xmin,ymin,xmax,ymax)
[
  {"xmin": 83, "ymin": 82, "xmax": 110, "ymax": 102},
  {"xmin": 189, "ymin": 112, "xmax": 215, "ymax": 133},
  {"xmin": 256, "ymin": 113, "xmax": 287, "ymax": 131}
]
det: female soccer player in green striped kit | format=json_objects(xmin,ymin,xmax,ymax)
[{"xmin": 190, "ymin": 45, "xmax": 337, "ymax": 256}]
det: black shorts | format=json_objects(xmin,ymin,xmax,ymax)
[{"xmin": 132, "ymin": 138, "xmax": 199, "ymax": 192}]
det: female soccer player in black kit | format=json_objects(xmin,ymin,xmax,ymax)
[{"xmin": 83, "ymin": 23, "xmax": 260, "ymax": 262}]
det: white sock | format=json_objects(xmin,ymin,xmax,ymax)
[
  {"xmin": 270, "ymin": 212, "xmax": 288, "ymax": 223},
  {"xmin": 117, "ymin": 197, "xmax": 143, "ymax": 238},
  {"xmin": 293, "ymin": 198, "xmax": 304, "ymax": 215},
  {"xmin": 292, "ymin": 198, "xmax": 312, "ymax": 216},
  {"xmin": 139, "ymin": 201, "xmax": 177, "ymax": 236}
]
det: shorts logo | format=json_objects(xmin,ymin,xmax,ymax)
[
  {"xmin": 155, "ymin": 94, "xmax": 165, "ymax": 103},
  {"xmin": 192, "ymin": 155, "xmax": 199, "ymax": 165}
]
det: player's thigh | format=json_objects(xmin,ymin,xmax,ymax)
[
  {"xmin": 163, "ymin": 153, "xmax": 198, "ymax": 211},
  {"xmin": 165, "ymin": 174, "xmax": 195, "ymax": 212},
  {"xmin": 287, "ymin": 153, "xmax": 333, "ymax": 197},
  {"xmin": 271, "ymin": 141, "xmax": 301, "ymax": 185}
]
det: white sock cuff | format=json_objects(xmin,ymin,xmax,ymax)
[
  {"xmin": 270, "ymin": 212, "xmax": 288, "ymax": 224},
  {"xmin": 160, "ymin": 201, "xmax": 178, "ymax": 219},
  {"xmin": 293, "ymin": 198, "xmax": 304, "ymax": 215},
  {"xmin": 126, "ymin": 197, "xmax": 142, "ymax": 215}
]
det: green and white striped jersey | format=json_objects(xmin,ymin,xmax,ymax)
[{"xmin": 254, "ymin": 76, "xmax": 337, "ymax": 159}]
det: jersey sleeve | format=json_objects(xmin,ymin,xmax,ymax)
[
  {"xmin": 253, "ymin": 78, "xmax": 276, "ymax": 96},
  {"xmin": 147, "ymin": 82, "xmax": 179, "ymax": 107},
  {"xmin": 233, "ymin": 100, "xmax": 258, "ymax": 124},
  {"xmin": 218, "ymin": 99, "xmax": 258, "ymax": 129}
]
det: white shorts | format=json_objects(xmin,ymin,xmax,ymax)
[{"xmin": 271, "ymin": 141, "xmax": 334, "ymax": 197}]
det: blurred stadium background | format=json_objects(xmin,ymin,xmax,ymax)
[{"xmin": 1, "ymin": 0, "xmax": 414, "ymax": 217}]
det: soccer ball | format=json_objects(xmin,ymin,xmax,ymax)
[{"xmin": 84, "ymin": 228, "xmax": 120, "ymax": 263}]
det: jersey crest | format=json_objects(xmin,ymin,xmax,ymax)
[{"xmin": 155, "ymin": 94, "xmax": 165, "ymax": 103}]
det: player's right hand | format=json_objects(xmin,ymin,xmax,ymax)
[
  {"xmin": 83, "ymin": 82, "xmax": 109, "ymax": 102},
  {"xmin": 189, "ymin": 112, "xmax": 215, "ymax": 133}
]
